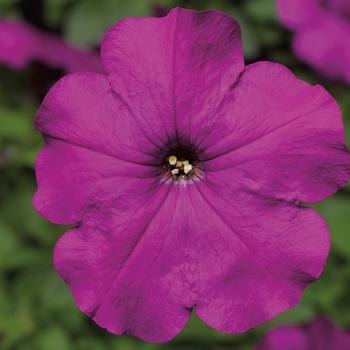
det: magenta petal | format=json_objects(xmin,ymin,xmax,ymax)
[
  {"xmin": 0, "ymin": 18, "xmax": 103, "ymax": 73},
  {"xmin": 293, "ymin": 15, "xmax": 350, "ymax": 83},
  {"xmin": 255, "ymin": 317, "xmax": 350, "ymax": 349},
  {"xmin": 101, "ymin": 8, "xmax": 244, "ymax": 142},
  {"xmin": 191, "ymin": 183, "xmax": 329, "ymax": 333},
  {"xmin": 202, "ymin": 62, "xmax": 350, "ymax": 203},
  {"xmin": 34, "ymin": 73, "xmax": 163, "ymax": 225},
  {"xmin": 255, "ymin": 326, "xmax": 309, "ymax": 350},
  {"xmin": 35, "ymin": 72, "xmax": 159, "ymax": 161},
  {"xmin": 277, "ymin": 0, "xmax": 350, "ymax": 84},
  {"xmin": 277, "ymin": 0, "xmax": 320, "ymax": 29},
  {"xmin": 325, "ymin": 0, "xmax": 350, "ymax": 18},
  {"xmin": 0, "ymin": 19, "xmax": 36, "ymax": 69},
  {"xmin": 33, "ymin": 138, "xmax": 159, "ymax": 225},
  {"xmin": 307, "ymin": 317, "xmax": 350, "ymax": 349},
  {"xmin": 54, "ymin": 187, "xmax": 197, "ymax": 342},
  {"xmin": 55, "ymin": 178, "xmax": 327, "ymax": 338}
]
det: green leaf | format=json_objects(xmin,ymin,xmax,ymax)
[
  {"xmin": 0, "ymin": 106, "xmax": 30, "ymax": 142},
  {"xmin": 225, "ymin": 6, "xmax": 260, "ymax": 60},
  {"xmin": 0, "ymin": 221, "xmax": 19, "ymax": 256},
  {"xmin": 36, "ymin": 326, "xmax": 71, "ymax": 350},
  {"xmin": 63, "ymin": 0, "xmax": 153, "ymax": 48},
  {"xmin": 310, "ymin": 194, "xmax": 350, "ymax": 259},
  {"xmin": 43, "ymin": 0, "xmax": 73, "ymax": 27},
  {"xmin": 244, "ymin": 0, "xmax": 278, "ymax": 23},
  {"xmin": 0, "ymin": 0, "xmax": 21, "ymax": 17},
  {"xmin": 333, "ymin": 86, "xmax": 350, "ymax": 149}
]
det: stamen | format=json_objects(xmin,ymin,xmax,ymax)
[
  {"xmin": 184, "ymin": 164, "xmax": 192, "ymax": 174},
  {"xmin": 169, "ymin": 155, "xmax": 177, "ymax": 165},
  {"xmin": 162, "ymin": 144, "xmax": 200, "ymax": 182}
]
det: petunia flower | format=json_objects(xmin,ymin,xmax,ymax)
[
  {"xmin": 0, "ymin": 18, "xmax": 103, "ymax": 73},
  {"xmin": 255, "ymin": 317, "xmax": 350, "ymax": 350},
  {"xmin": 277, "ymin": 0, "xmax": 350, "ymax": 84},
  {"xmin": 33, "ymin": 7, "xmax": 350, "ymax": 342}
]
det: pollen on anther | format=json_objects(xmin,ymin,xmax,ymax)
[
  {"xmin": 171, "ymin": 168, "xmax": 179, "ymax": 175},
  {"xmin": 184, "ymin": 164, "xmax": 193, "ymax": 174},
  {"xmin": 169, "ymin": 155, "xmax": 177, "ymax": 165}
]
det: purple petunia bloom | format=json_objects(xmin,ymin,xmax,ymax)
[
  {"xmin": 33, "ymin": 8, "xmax": 350, "ymax": 342},
  {"xmin": 277, "ymin": 0, "xmax": 350, "ymax": 84},
  {"xmin": 255, "ymin": 317, "xmax": 350, "ymax": 350},
  {"xmin": 0, "ymin": 18, "xmax": 103, "ymax": 73}
]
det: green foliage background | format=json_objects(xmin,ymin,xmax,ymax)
[{"xmin": 0, "ymin": 0, "xmax": 350, "ymax": 349}]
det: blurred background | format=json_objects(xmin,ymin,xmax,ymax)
[{"xmin": 0, "ymin": 0, "xmax": 350, "ymax": 349}]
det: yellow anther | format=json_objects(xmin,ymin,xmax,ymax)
[
  {"xmin": 169, "ymin": 155, "xmax": 177, "ymax": 165},
  {"xmin": 171, "ymin": 168, "xmax": 179, "ymax": 175},
  {"xmin": 176, "ymin": 160, "xmax": 182, "ymax": 168},
  {"xmin": 184, "ymin": 164, "xmax": 193, "ymax": 174},
  {"xmin": 182, "ymin": 160, "xmax": 189, "ymax": 166}
]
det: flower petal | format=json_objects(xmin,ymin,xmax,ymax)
[
  {"xmin": 255, "ymin": 317, "xmax": 350, "ymax": 349},
  {"xmin": 277, "ymin": 0, "xmax": 350, "ymax": 84},
  {"xmin": 35, "ymin": 72, "xmax": 163, "ymax": 161},
  {"xmin": 277, "ymin": 0, "xmax": 319, "ymax": 29},
  {"xmin": 54, "ymin": 186, "xmax": 197, "ymax": 342},
  {"xmin": 0, "ymin": 18, "xmax": 103, "ymax": 73},
  {"xmin": 54, "ymin": 178, "xmax": 329, "ymax": 339},
  {"xmin": 101, "ymin": 7, "xmax": 244, "ymax": 144},
  {"xmin": 191, "ymin": 181, "xmax": 329, "ymax": 334},
  {"xmin": 34, "ymin": 72, "xmax": 167, "ymax": 225},
  {"xmin": 293, "ymin": 15, "xmax": 350, "ymax": 83},
  {"xmin": 255, "ymin": 326, "xmax": 309, "ymax": 350},
  {"xmin": 33, "ymin": 137, "xmax": 160, "ymax": 225},
  {"xmin": 307, "ymin": 317, "xmax": 350, "ymax": 349},
  {"xmin": 201, "ymin": 62, "xmax": 350, "ymax": 203}
]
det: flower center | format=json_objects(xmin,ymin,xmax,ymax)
[
  {"xmin": 168, "ymin": 155, "xmax": 193, "ymax": 176},
  {"xmin": 162, "ymin": 145, "xmax": 201, "ymax": 182}
]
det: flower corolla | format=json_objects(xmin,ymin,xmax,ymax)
[{"xmin": 33, "ymin": 7, "xmax": 350, "ymax": 342}]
